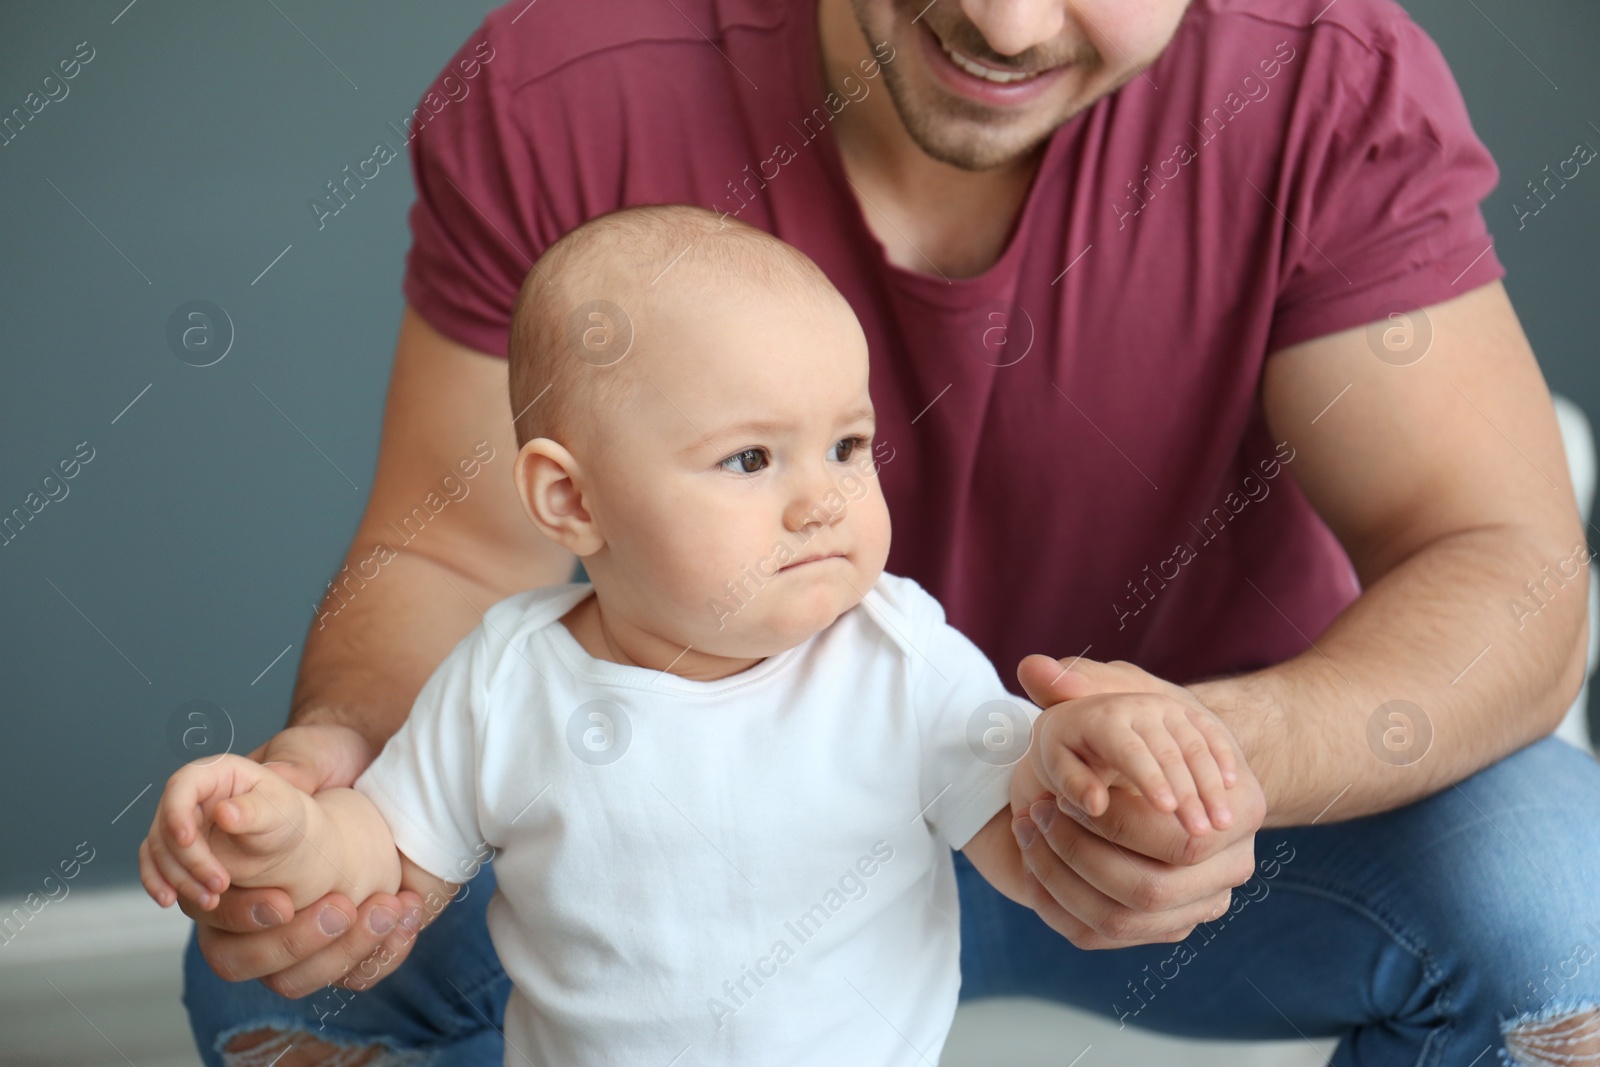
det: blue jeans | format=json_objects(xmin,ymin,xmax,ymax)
[{"xmin": 183, "ymin": 734, "xmax": 1600, "ymax": 1066}]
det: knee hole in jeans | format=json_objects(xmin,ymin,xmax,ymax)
[
  {"xmin": 221, "ymin": 1027, "xmax": 419, "ymax": 1067},
  {"xmin": 1504, "ymin": 1005, "xmax": 1600, "ymax": 1067}
]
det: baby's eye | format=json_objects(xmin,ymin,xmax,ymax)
[
  {"xmin": 719, "ymin": 447, "xmax": 769, "ymax": 474},
  {"xmin": 829, "ymin": 435, "xmax": 870, "ymax": 463}
]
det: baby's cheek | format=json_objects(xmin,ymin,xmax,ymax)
[
  {"xmin": 857, "ymin": 496, "xmax": 893, "ymax": 570},
  {"xmin": 667, "ymin": 537, "xmax": 754, "ymax": 610}
]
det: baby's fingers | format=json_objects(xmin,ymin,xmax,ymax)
[
  {"xmin": 1035, "ymin": 740, "xmax": 1112, "ymax": 817},
  {"xmin": 157, "ymin": 769, "xmax": 237, "ymax": 899},
  {"xmin": 1169, "ymin": 714, "xmax": 1233, "ymax": 831},
  {"xmin": 1130, "ymin": 720, "xmax": 1209, "ymax": 834},
  {"xmin": 214, "ymin": 786, "xmax": 294, "ymax": 850},
  {"xmin": 138, "ymin": 837, "xmax": 177, "ymax": 908},
  {"xmin": 1187, "ymin": 706, "xmax": 1240, "ymax": 787},
  {"xmin": 145, "ymin": 829, "xmax": 220, "ymax": 910},
  {"xmin": 1086, "ymin": 728, "xmax": 1180, "ymax": 816}
]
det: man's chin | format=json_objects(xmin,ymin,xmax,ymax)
[
  {"xmin": 902, "ymin": 113, "xmax": 1062, "ymax": 171},
  {"xmin": 894, "ymin": 94, "xmax": 1078, "ymax": 171},
  {"xmin": 911, "ymin": 125, "xmax": 1053, "ymax": 172}
]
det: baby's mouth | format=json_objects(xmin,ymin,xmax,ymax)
[{"xmin": 780, "ymin": 551, "xmax": 846, "ymax": 572}]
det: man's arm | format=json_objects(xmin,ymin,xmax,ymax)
[
  {"xmin": 291, "ymin": 303, "xmax": 577, "ymax": 749},
  {"xmin": 1003, "ymin": 281, "xmax": 1588, "ymax": 946},
  {"xmin": 181, "ymin": 304, "xmax": 576, "ymax": 997},
  {"xmin": 1198, "ymin": 280, "xmax": 1590, "ymax": 827}
]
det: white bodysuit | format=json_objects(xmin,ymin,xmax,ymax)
[{"xmin": 353, "ymin": 571, "xmax": 1036, "ymax": 1066}]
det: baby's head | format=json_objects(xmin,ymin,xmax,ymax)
[{"xmin": 507, "ymin": 204, "xmax": 890, "ymax": 666}]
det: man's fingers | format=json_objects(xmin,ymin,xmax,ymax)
[
  {"xmin": 1015, "ymin": 653, "xmax": 1102, "ymax": 710},
  {"xmin": 257, "ymin": 894, "xmax": 427, "ymax": 1000},
  {"xmin": 180, "ymin": 883, "xmax": 294, "ymax": 934},
  {"xmin": 1012, "ymin": 810, "xmax": 1109, "ymax": 928},
  {"xmin": 255, "ymin": 757, "xmax": 321, "ymax": 797},
  {"xmin": 337, "ymin": 889, "xmax": 435, "ymax": 992},
  {"xmin": 1019, "ymin": 801, "xmax": 1154, "ymax": 914},
  {"xmin": 194, "ymin": 892, "xmax": 358, "ymax": 984},
  {"xmin": 1023, "ymin": 869, "xmax": 1230, "ymax": 950},
  {"xmin": 255, "ymin": 724, "xmax": 376, "ymax": 795},
  {"xmin": 1025, "ymin": 792, "xmax": 1249, "ymax": 913},
  {"xmin": 1015, "ymin": 802, "xmax": 1171, "ymax": 934},
  {"xmin": 1016, "ymin": 867, "xmax": 1101, "ymax": 946},
  {"xmin": 1013, "ymin": 808, "xmax": 1226, "ymax": 947}
]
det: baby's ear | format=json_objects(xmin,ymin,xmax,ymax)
[{"xmin": 512, "ymin": 439, "xmax": 603, "ymax": 555}]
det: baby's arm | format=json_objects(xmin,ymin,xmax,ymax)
[
  {"xmin": 961, "ymin": 700, "xmax": 1240, "ymax": 904},
  {"xmin": 959, "ymin": 757, "xmax": 1047, "ymax": 907},
  {"xmin": 140, "ymin": 754, "xmax": 456, "ymax": 914}
]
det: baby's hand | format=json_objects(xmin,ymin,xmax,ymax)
[
  {"xmin": 1036, "ymin": 695, "xmax": 1238, "ymax": 836},
  {"xmin": 139, "ymin": 753, "xmax": 320, "ymax": 911}
]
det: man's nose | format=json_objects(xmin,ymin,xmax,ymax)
[{"xmin": 958, "ymin": 0, "xmax": 1068, "ymax": 60}]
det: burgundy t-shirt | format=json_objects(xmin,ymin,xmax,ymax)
[{"xmin": 400, "ymin": 0, "xmax": 1504, "ymax": 686}]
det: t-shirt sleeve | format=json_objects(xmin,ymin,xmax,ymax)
[
  {"xmin": 353, "ymin": 626, "xmax": 492, "ymax": 884},
  {"xmin": 902, "ymin": 585, "xmax": 1039, "ymax": 851},
  {"xmin": 1267, "ymin": 17, "xmax": 1505, "ymax": 355},
  {"xmin": 400, "ymin": 19, "xmax": 540, "ymax": 359}
]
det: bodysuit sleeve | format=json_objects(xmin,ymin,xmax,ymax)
[
  {"xmin": 353, "ymin": 624, "xmax": 494, "ymax": 885},
  {"xmin": 894, "ymin": 579, "xmax": 1039, "ymax": 851}
]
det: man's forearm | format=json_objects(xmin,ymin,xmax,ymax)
[
  {"xmin": 289, "ymin": 538, "xmax": 571, "ymax": 752},
  {"xmin": 1190, "ymin": 525, "xmax": 1589, "ymax": 828}
]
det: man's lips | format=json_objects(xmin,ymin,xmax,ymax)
[{"xmin": 917, "ymin": 21, "xmax": 1069, "ymax": 107}]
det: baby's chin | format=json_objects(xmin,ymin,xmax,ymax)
[{"xmin": 700, "ymin": 581, "xmax": 864, "ymax": 658}]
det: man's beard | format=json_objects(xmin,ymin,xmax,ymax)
[{"xmin": 859, "ymin": 1, "xmax": 1147, "ymax": 172}]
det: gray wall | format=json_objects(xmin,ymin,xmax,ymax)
[{"xmin": 1, "ymin": 1, "xmax": 1596, "ymax": 897}]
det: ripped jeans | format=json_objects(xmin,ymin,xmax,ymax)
[{"xmin": 182, "ymin": 733, "xmax": 1600, "ymax": 1066}]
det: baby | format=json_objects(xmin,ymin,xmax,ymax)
[{"xmin": 143, "ymin": 204, "xmax": 1239, "ymax": 1065}]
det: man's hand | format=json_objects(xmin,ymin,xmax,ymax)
[
  {"xmin": 1006, "ymin": 654, "xmax": 1265, "ymax": 950},
  {"xmin": 178, "ymin": 724, "xmax": 430, "ymax": 998}
]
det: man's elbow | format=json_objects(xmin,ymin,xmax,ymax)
[{"xmin": 1545, "ymin": 583, "xmax": 1592, "ymax": 735}]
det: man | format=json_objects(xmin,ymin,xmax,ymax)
[{"xmin": 170, "ymin": 0, "xmax": 1600, "ymax": 1063}]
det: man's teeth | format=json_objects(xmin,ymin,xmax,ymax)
[{"xmin": 941, "ymin": 43, "xmax": 1044, "ymax": 84}]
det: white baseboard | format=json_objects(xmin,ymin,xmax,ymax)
[{"xmin": 0, "ymin": 884, "xmax": 192, "ymax": 968}]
